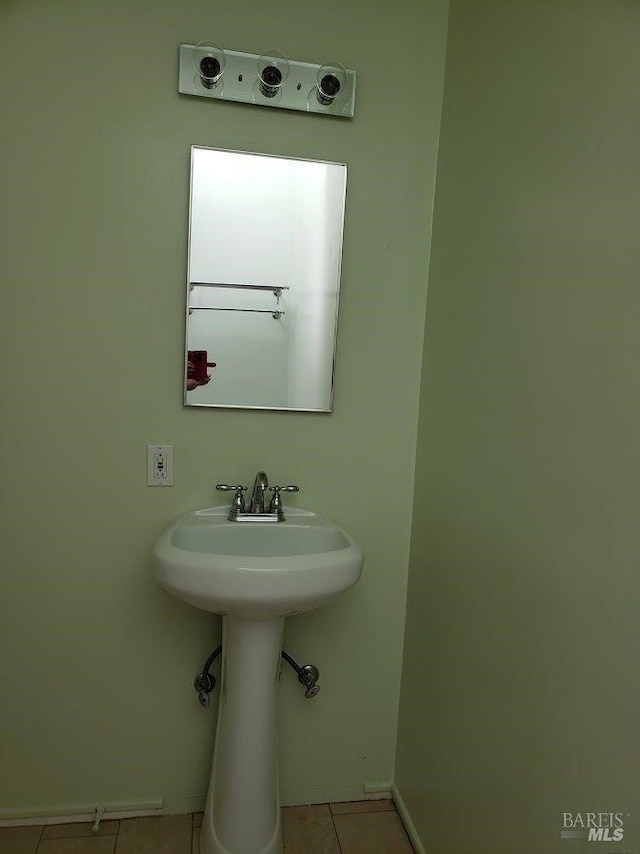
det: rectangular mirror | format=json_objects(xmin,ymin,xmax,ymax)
[{"xmin": 184, "ymin": 146, "xmax": 347, "ymax": 411}]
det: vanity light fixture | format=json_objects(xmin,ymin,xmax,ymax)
[{"xmin": 178, "ymin": 42, "xmax": 356, "ymax": 117}]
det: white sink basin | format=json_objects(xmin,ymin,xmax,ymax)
[{"xmin": 153, "ymin": 505, "xmax": 363, "ymax": 619}]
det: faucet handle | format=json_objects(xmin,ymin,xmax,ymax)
[
  {"xmin": 215, "ymin": 484, "xmax": 247, "ymax": 513},
  {"xmin": 268, "ymin": 484, "xmax": 299, "ymax": 514}
]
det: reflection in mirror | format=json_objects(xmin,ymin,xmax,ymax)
[{"xmin": 184, "ymin": 147, "xmax": 347, "ymax": 411}]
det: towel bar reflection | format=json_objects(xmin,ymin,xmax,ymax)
[
  {"xmin": 189, "ymin": 282, "xmax": 288, "ymax": 319},
  {"xmin": 191, "ymin": 282, "xmax": 289, "ymax": 291}
]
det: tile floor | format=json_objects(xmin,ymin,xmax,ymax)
[{"xmin": 0, "ymin": 800, "xmax": 415, "ymax": 853}]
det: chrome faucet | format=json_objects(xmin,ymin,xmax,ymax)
[
  {"xmin": 215, "ymin": 472, "xmax": 300, "ymax": 521},
  {"xmin": 249, "ymin": 471, "xmax": 269, "ymax": 514}
]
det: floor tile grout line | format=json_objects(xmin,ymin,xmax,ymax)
[
  {"xmin": 37, "ymin": 821, "xmax": 47, "ymax": 854},
  {"xmin": 329, "ymin": 806, "xmax": 345, "ymax": 854}
]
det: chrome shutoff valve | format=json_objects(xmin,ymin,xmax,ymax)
[
  {"xmin": 280, "ymin": 650, "xmax": 320, "ymax": 698},
  {"xmin": 194, "ymin": 672, "xmax": 216, "ymax": 708},
  {"xmin": 298, "ymin": 664, "xmax": 320, "ymax": 698}
]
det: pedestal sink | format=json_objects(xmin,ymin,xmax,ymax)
[{"xmin": 153, "ymin": 505, "xmax": 363, "ymax": 854}]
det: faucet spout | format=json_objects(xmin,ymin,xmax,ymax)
[{"xmin": 249, "ymin": 471, "xmax": 269, "ymax": 513}]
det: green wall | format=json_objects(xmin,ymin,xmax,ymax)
[
  {"xmin": 397, "ymin": 1, "xmax": 640, "ymax": 851},
  {"xmin": 0, "ymin": 0, "xmax": 448, "ymax": 815}
]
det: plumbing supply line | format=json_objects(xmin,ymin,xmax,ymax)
[
  {"xmin": 280, "ymin": 649, "xmax": 302, "ymax": 677},
  {"xmin": 203, "ymin": 644, "xmax": 222, "ymax": 675},
  {"xmin": 200, "ymin": 646, "xmax": 302, "ymax": 681},
  {"xmin": 196, "ymin": 647, "xmax": 318, "ymax": 696}
]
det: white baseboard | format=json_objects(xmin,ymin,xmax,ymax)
[
  {"xmin": 392, "ymin": 784, "xmax": 425, "ymax": 854},
  {"xmin": 363, "ymin": 781, "xmax": 393, "ymax": 797},
  {"xmin": 0, "ymin": 799, "xmax": 164, "ymax": 828},
  {"xmin": 281, "ymin": 781, "xmax": 393, "ymax": 806},
  {"xmin": 162, "ymin": 794, "xmax": 206, "ymax": 815}
]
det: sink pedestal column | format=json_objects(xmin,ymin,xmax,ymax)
[{"xmin": 201, "ymin": 615, "xmax": 285, "ymax": 854}]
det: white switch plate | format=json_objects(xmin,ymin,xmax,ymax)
[{"xmin": 147, "ymin": 444, "xmax": 174, "ymax": 486}]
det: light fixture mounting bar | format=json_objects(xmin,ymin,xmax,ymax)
[{"xmin": 178, "ymin": 43, "xmax": 356, "ymax": 118}]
